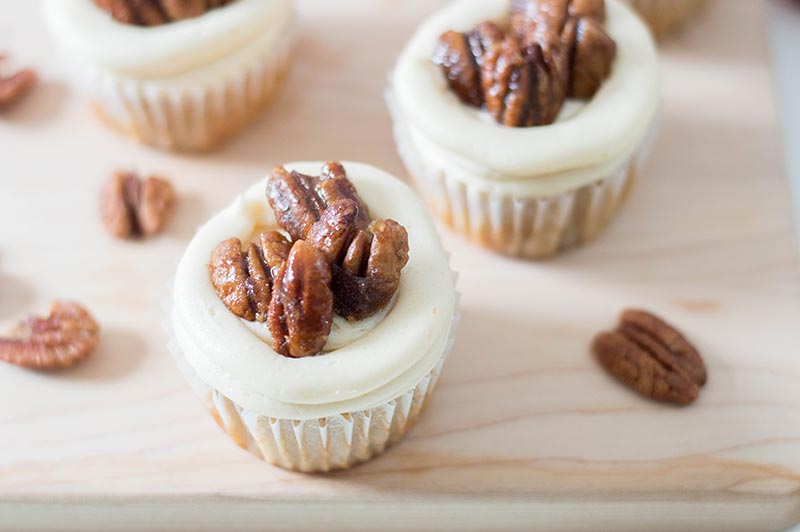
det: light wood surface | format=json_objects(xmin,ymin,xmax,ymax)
[{"xmin": 1, "ymin": 1, "xmax": 799, "ymax": 531}]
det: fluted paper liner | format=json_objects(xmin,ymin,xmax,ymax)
[
  {"xmin": 164, "ymin": 277, "xmax": 459, "ymax": 473},
  {"xmin": 389, "ymin": 93, "xmax": 655, "ymax": 259},
  {"xmin": 63, "ymin": 24, "xmax": 294, "ymax": 152},
  {"xmin": 625, "ymin": 0, "xmax": 706, "ymax": 39}
]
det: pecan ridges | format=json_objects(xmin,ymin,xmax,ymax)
[
  {"xmin": 99, "ymin": 172, "xmax": 176, "ymax": 239},
  {"xmin": 592, "ymin": 309, "xmax": 707, "ymax": 406}
]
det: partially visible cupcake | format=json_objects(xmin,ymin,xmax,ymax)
[
  {"xmin": 44, "ymin": 0, "xmax": 294, "ymax": 152},
  {"xmin": 623, "ymin": 0, "xmax": 706, "ymax": 39},
  {"xmin": 389, "ymin": 0, "xmax": 658, "ymax": 258},
  {"xmin": 170, "ymin": 161, "xmax": 457, "ymax": 472}
]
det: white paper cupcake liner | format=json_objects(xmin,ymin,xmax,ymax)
[
  {"xmin": 63, "ymin": 22, "xmax": 294, "ymax": 152},
  {"xmin": 624, "ymin": 0, "xmax": 706, "ymax": 38},
  {"xmin": 163, "ymin": 276, "xmax": 460, "ymax": 473},
  {"xmin": 389, "ymin": 93, "xmax": 656, "ymax": 259}
]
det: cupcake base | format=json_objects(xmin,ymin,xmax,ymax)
[
  {"xmin": 71, "ymin": 24, "xmax": 294, "ymax": 152},
  {"xmin": 390, "ymin": 100, "xmax": 654, "ymax": 259},
  {"xmin": 165, "ymin": 292, "xmax": 458, "ymax": 473},
  {"xmin": 625, "ymin": 0, "xmax": 706, "ymax": 39}
]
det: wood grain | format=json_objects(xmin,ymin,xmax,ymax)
[{"xmin": 0, "ymin": 1, "xmax": 799, "ymax": 530}]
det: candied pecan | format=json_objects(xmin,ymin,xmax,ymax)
[
  {"xmin": 267, "ymin": 166, "xmax": 326, "ymax": 241},
  {"xmin": 318, "ymin": 162, "xmax": 371, "ymax": 229},
  {"xmin": 95, "ymin": 0, "xmax": 233, "ymax": 25},
  {"xmin": 209, "ymin": 231, "xmax": 290, "ymax": 322},
  {"xmin": 0, "ymin": 56, "xmax": 36, "ymax": 110},
  {"xmin": 434, "ymin": 31, "xmax": 484, "ymax": 107},
  {"xmin": 306, "ymin": 199, "xmax": 361, "ymax": 265},
  {"xmin": 592, "ymin": 309, "xmax": 707, "ymax": 406},
  {"xmin": 99, "ymin": 172, "xmax": 176, "ymax": 239},
  {"xmin": 268, "ymin": 240, "xmax": 333, "ymax": 358},
  {"xmin": 569, "ymin": 17, "xmax": 616, "ymax": 98},
  {"xmin": 332, "ymin": 219, "xmax": 409, "ymax": 321},
  {"xmin": 0, "ymin": 302, "xmax": 100, "ymax": 370}
]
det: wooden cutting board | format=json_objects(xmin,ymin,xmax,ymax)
[{"xmin": 1, "ymin": 1, "xmax": 799, "ymax": 531}]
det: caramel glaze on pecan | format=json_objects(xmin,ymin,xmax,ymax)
[
  {"xmin": 434, "ymin": 0, "xmax": 616, "ymax": 127},
  {"xmin": 94, "ymin": 0, "xmax": 235, "ymax": 26},
  {"xmin": 209, "ymin": 162, "xmax": 410, "ymax": 358}
]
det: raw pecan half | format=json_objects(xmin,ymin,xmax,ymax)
[
  {"xmin": 209, "ymin": 231, "xmax": 290, "ymax": 322},
  {"xmin": 0, "ymin": 56, "xmax": 36, "ymax": 110},
  {"xmin": 592, "ymin": 309, "xmax": 707, "ymax": 406},
  {"xmin": 268, "ymin": 240, "xmax": 333, "ymax": 358},
  {"xmin": 94, "ymin": 0, "xmax": 234, "ymax": 26},
  {"xmin": 0, "ymin": 302, "xmax": 100, "ymax": 370},
  {"xmin": 99, "ymin": 172, "xmax": 176, "ymax": 239},
  {"xmin": 435, "ymin": 0, "xmax": 616, "ymax": 127}
]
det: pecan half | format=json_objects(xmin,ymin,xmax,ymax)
[
  {"xmin": 0, "ymin": 302, "xmax": 100, "ymax": 370},
  {"xmin": 209, "ymin": 231, "xmax": 290, "ymax": 322},
  {"xmin": 99, "ymin": 172, "xmax": 176, "ymax": 239},
  {"xmin": 436, "ymin": 0, "xmax": 615, "ymax": 127},
  {"xmin": 0, "ymin": 56, "xmax": 37, "ymax": 110},
  {"xmin": 267, "ymin": 166, "xmax": 326, "ymax": 242},
  {"xmin": 268, "ymin": 240, "xmax": 333, "ymax": 358},
  {"xmin": 94, "ymin": 0, "xmax": 233, "ymax": 26},
  {"xmin": 592, "ymin": 309, "xmax": 707, "ymax": 406}
]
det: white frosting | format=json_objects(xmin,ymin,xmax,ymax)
[
  {"xmin": 172, "ymin": 162, "xmax": 456, "ymax": 419},
  {"xmin": 392, "ymin": 0, "xmax": 659, "ymax": 189},
  {"xmin": 44, "ymin": 0, "xmax": 292, "ymax": 80}
]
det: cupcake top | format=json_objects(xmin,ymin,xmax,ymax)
[
  {"xmin": 173, "ymin": 162, "xmax": 455, "ymax": 418},
  {"xmin": 44, "ymin": 0, "xmax": 292, "ymax": 79},
  {"xmin": 392, "ymin": 0, "xmax": 658, "ymax": 181}
]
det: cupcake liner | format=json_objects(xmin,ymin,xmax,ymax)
[
  {"xmin": 163, "ymin": 275, "xmax": 460, "ymax": 473},
  {"xmin": 65, "ymin": 23, "xmax": 294, "ymax": 152},
  {"xmin": 625, "ymin": 0, "xmax": 706, "ymax": 39},
  {"xmin": 389, "ymin": 92, "xmax": 656, "ymax": 259}
]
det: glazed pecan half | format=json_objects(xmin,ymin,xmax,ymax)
[
  {"xmin": 94, "ymin": 0, "xmax": 235, "ymax": 26},
  {"xmin": 209, "ymin": 231, "xmax": 291, "ymax": 322},
  {"xmin": 268, "ymin": 240, "xmax": 333, "ymax": 358},
  {"xmin": 0, "ymin": 302, "xmax": 100, "ymax": 370},
  {"xmin": 592, "ymin": 309, "xmax": 707, "ymax": 406},
  {"xmin": 435, "ymin": 0, "xmax": 616, "ymax": 127}
]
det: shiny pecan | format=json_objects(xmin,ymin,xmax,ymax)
[
  {"xmin": 436, "ymin": 0, "xmax": 615, "ymax": 127},
  {"xmin": 268, "ymin": 240, "xmax": 333, "ymax": 358},
  {"xmin": 209, "ymin": 231, "xmax": 290, "ymax": 322},
  {"xmin": 94, "ymin": 0, "xmax": 233, "ymax": 26},
  {"xmin": 332, "ymin": 219, "xmax": 409, "ymax": 321},
  {"xmin": 592, "ymin": 309, "xmax": 707, "ymax": 406},
  {"xmin": 0, "ymin": 302, "xmax": 100, "ymax": 370},
  {"xmin": 267, "ymin": 166, "xmax": 326, "ymax": 242},
  {"xmin": 0, "ymin": 56, "xmax": 36, "ymax": 110},
  {"xmin": 99, "ymin": 171, "xmax": 176, "ymax": 239}
]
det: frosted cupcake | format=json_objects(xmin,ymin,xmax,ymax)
[
  {"xmin": 171, "ymin": 161, "xmax": 457, "ymax": 472},
  {"xmin": 623, "ymin": 0, "xmax": 706, "ymax": 39},
  {"xmin": 44, "ymin": 0, "xmax": 294, "ymax": 152},
  {"xmin": 390, "ymin": 0, "xmax": 658, "ymax": 258}
]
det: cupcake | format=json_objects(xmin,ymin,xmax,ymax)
[
  {"xmin": 44, "ymin": 0, "xmax": 294, "ymax": 152},
  {"xmin": 623, "ymin": 0, "xmax": 706, "ymax": 39},
  {"xmin": 170, "ymin": 161, "xmax": 457, "ymax": 472},
  {"xmin": 389, "ymin": 0, "xmax": 658, "ymax": 258}
]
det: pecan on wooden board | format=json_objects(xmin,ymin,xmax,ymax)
[
  {"xmin": 434, "ymin": 0, "xmax": 616, "ymax": 127},
  {"xmin": 592, "ymin": 309, "xmax": 707, "ymax": 406},
  {"xmin": 0, "ymin": 56, "xmax": 37, "ymax": 110},
  {"xmin": 268, "ymin": 240, "xmax": 333, "ymax": 358},
  {"xmin": 99, "ymin": 172, "xmax": 176, "ymax": 239},
  {"xmin": 0, "ymin": 302, "xmax": 100, "ymax": 370},
  {"xmin": 94, "ymin": 0, "xmax": 235, "ymax": 26}
]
